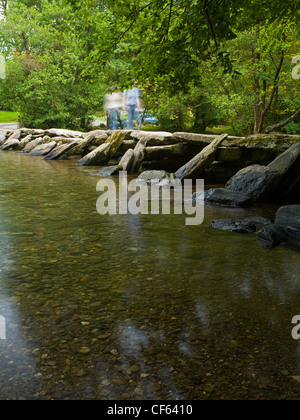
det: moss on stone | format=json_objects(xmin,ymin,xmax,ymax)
[{"xmin": 236, "ymin": 134, "xmax": 300, "ymax": 149}]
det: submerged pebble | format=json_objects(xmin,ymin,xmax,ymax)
[{"xmin": 0, "ymin": 153, "xmax": 299, "ymax": 400}]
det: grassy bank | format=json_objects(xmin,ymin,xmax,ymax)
[{"xmin": 0, "ymin": 111, "xmax": 19, "ymax": 123}]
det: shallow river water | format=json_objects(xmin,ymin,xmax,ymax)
[{"xmin": 0, "ymin": 151, "xmax": 300, "ymax": 400}]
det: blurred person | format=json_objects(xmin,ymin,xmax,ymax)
[
  {"xmin": 123, "ymin": 80, "xmax": 143, "ymax": 130},
  {"xmin": 104, "ymin": 86, "xmax": 123, "ymax": 130}
]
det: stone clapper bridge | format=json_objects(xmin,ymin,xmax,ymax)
[{"xmin": 1, "ymin": 127, "xmax": 300, "ymax": 247}]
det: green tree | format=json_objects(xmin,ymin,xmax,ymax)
[
  {"xmin": 66, "ymin": 0, "xmax": 299, "ymax": 87},
  {"xmin": 66, "ymin": 0, "xmax": 299, "ymax": 134},
  {"xmin": 200, "ymin": 22, "xmax": 300, "ymax": 134},
  {"xmin": 0, "ymin": 0, "xmax": 104, "ymax": 130}
]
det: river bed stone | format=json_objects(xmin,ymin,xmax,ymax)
[{"xmin": 0, "ymin": 151, "xmax": 300, "ymax": 401}]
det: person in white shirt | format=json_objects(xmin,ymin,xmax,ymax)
[{"xmin": 104, "ymin": 86, "xmax": 123, "ymax": 130}]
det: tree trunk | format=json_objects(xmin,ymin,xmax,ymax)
[
  {"xmin": 21, "ymin": 32, "xmax": 31, "ymax": 57},
  {"xmin": 251, "ymin": 27, "xmax": 285, "ymax": 134}
]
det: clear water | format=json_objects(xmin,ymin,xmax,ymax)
[{"xmin": 0, "ymin": 151, "xmax": 300, "ymax": 400}]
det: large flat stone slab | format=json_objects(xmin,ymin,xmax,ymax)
[
  {"xmin": 76, "ymin": 131, "xmax": 127, "ymax": 166},
  {"xmin": 22, "ymin": 136, "xmax": 52, "ymax": 153},
  {"xmin": 44, "ymin": 128, "xmax": 85, "ymax": 138},
  {"xmin": 211, "ymin": 219, "xmax": 256, "ymax": 234},
  {"xmin": 0, "ymin": 139, "xmax": 19, "ymax": 150},
  {"xmin": 16, "ymin": 134, "xmax": 33, "ymax": 151},
  {"xmin": 175, "ymin": 134, "xmax": 228, "ymax": 180},
  {"xmin": 268, "ymin": 142, "xmax": 300, "ymax": 175},
  {"xmin": 28, "ymin": 141, "xmax": 57, "ymax": 156},
  {"xmin": 44, "ymin": 141, "xmax": 78, "ymax": 160},
  {"xmin": 76, "ymin": 143, "xmax": 111, "ymax": 166},
  {"xmin": 130, "ymin": 131, "xmax": 178, "ymax": 146},
  {"xmin": 202, "ymin": 188, "xmax": 252, "ymax": 207}
]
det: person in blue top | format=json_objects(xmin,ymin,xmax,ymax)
[{"xmin": 123, "ymin": 80, "xmax": 143, "ymax": 130}]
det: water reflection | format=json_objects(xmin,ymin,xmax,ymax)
[{"xmin": 0, "ymin": 152, "xmax": 300, "ymax": 399}]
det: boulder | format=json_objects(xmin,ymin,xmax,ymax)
[
  {"xmin": 119, "ymin": 139, "xmax": 137, "ymax": 152},
  {"xmin": 192, "ymin": 191, "xmax": 205, "ymax": 203},
  {"xmin": 28, "ymin": 141, "xmax": 57, "ymax": 156},
  {"xmin": 108, "ymin": 131, "xmax": 129, "ymax": 156},
  {"xmin": 130, "ymin": 131, "xmax": 177, "ymax": 146},
  {"xmin": 63, "ymin": 135, "xmax": 101, "ymax": 157},
  {"xmin": 69, "ymin": 130, "xmax": 109, "ymax": 155},
  {"xmin": 243, "ymin": 216, "xmax": 272, "ymax": 226},
  {"xmin": 137, "ymin": 170, "xmax": 170, "ymax": 184},
  {"xmin": 44, "ymin": 128, "xmax": 85, "ymax": 138},
  {"xmin": 50, "ymin": 137, "xmax": 80, "ymax": 145},
  {"xmin": 275, "ymin": 205, "xmax": 300, "ymax": 238},
  {"xmin": 76, "ymin": 131, "xmax": 127, "ymax": 166},
  {"xmin": 0, "ymin": 139, "xmax": 20, "ymax": 151},
  {"xmin": 130, "ymin": 138, "xmax": 148, "ymax": 174},
  {"xmin": 211, "ymin": 219, "xmax": 257, "ymax": 234},
  {"xmin": 268, "ymin": 142, "xmax": 300, "ymax": 175},
  {"xmin": 203, "ymin": 188, "xmax": 252, "ymax": 207},
  {"xmin": 144, "ymin": 143, "xmax": 191, "ymax": 161},
  {"xmin": 85, "ymin": 129, "xmax": 110, "ymax": 143},
  {"xmin": 119, "ymin": 148, "xmax": 135, "ymax": 172},
  {"xmin": 7, "ymin": 129, "xmax": 22, "ymax": 140},
  {"xmin": 22, "ymin": 136, "xmax": 52, "ymax": 153},
  {"xmin": 0, "ymin": 130, "xmax": 8, "ymax": 145},
  {"xmin": 174, "ymin": 132, "xmax": 217, "ymax": 148},
  {"xmin": 226, "ymin": 143, "xmax": 300, "ymax": 203},
  {"xmin": 268, "ymin": 143, "xmax": 300, "ymax": 200},
  {"xmin": 98, "ymin": 165, "xmax": 123, "ymax": 177},
  {"xmin": 226, "ymin": 164, "xmax": 281, "ymax": 202},
  {"xmin": 15, "ymin": 134, "xmax": 33, "ymax": 151},
  {"xmin": 20, "ymin": 128, "xmax": 45, "ymax": 137},
  {"xmin": 76, "ymin": 143, "xmax": 111, "ymax": 166},
  {"xmin": 44, "ymin": 141, "xmax": 78, "ymax": 160},
  {"xmin": 175, "ymin": 134, "xmax": 228, "ymax": 180},
  {"xmin": 256, "ymin": 224, "xmax": 288, "ymax": 247}
]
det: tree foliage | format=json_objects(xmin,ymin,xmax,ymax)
[
  {"xmin": 0, "ymin": 0, "xmax": 104, "ymax": 130},
  {"xmin": 65, "ymin": 0, "xmax": 299, "ymax": 134},
  {"xmin": 0, "ymin": 0, "xmax": 299, "ymax": 134}
]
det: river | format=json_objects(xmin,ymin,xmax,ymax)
[{"xmin": 0, "ymin": 151, "xmax": 300, "ymax": 400}]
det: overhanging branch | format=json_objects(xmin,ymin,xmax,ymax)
[{"xmin": 264, "ymin": 107, "xmax": 300, "ymax": 133}]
